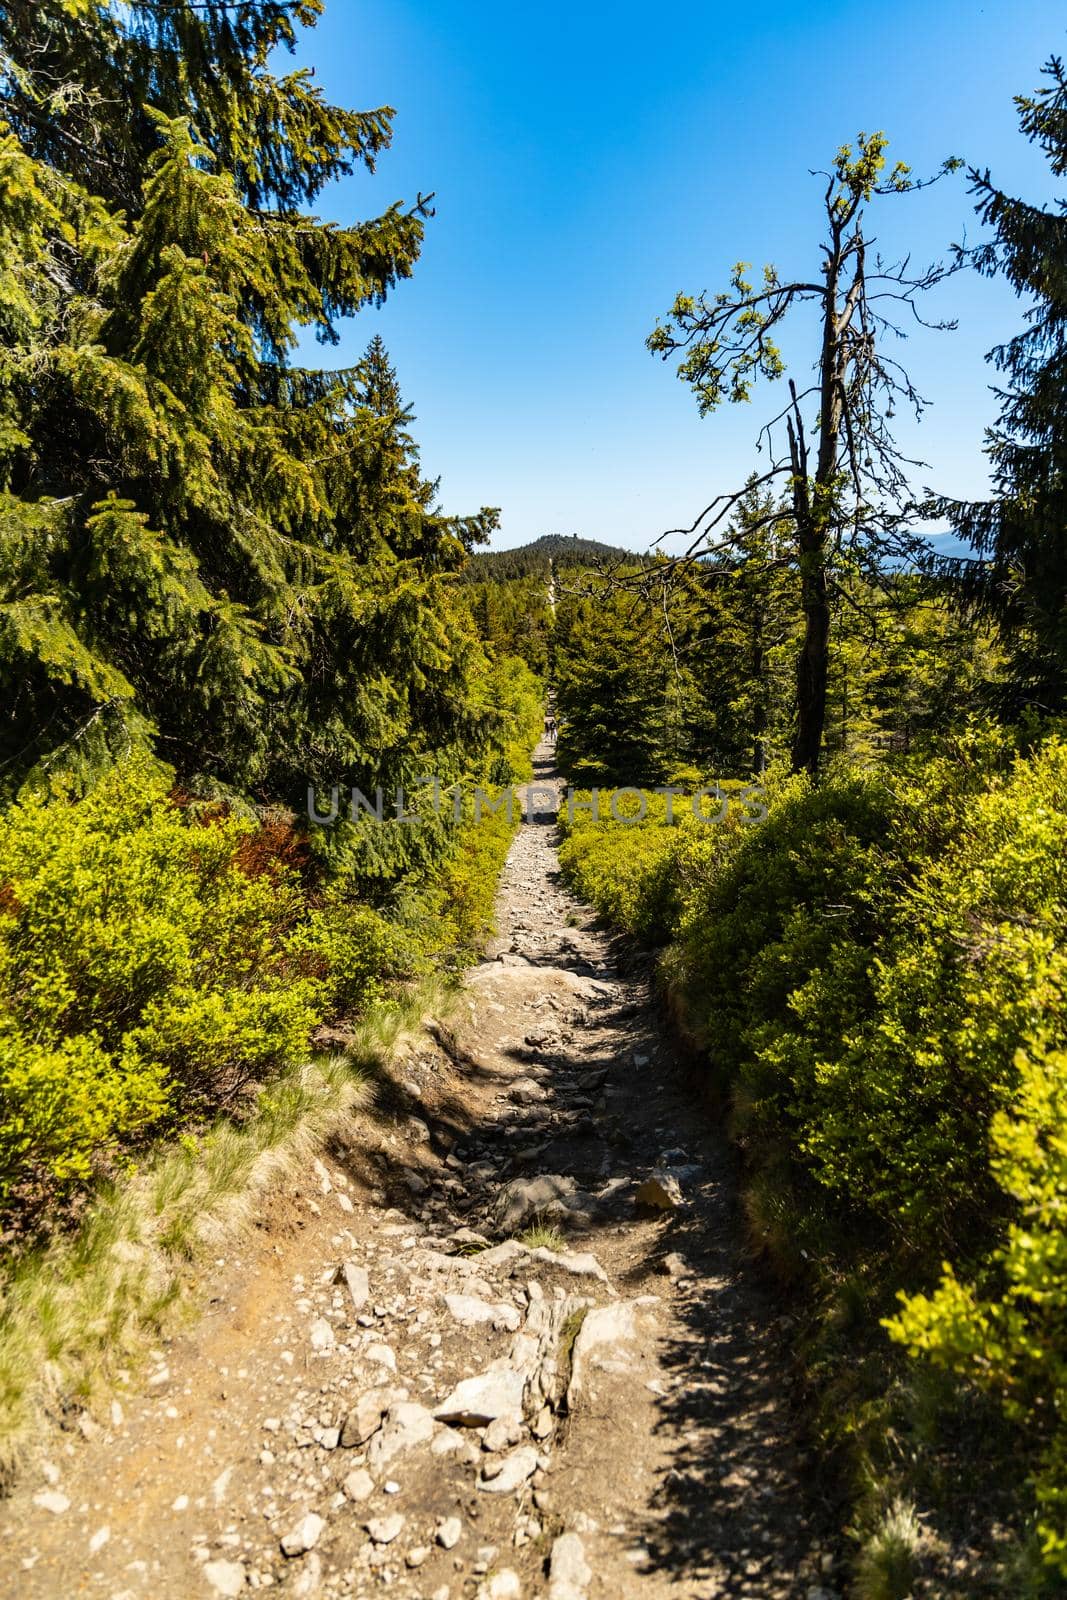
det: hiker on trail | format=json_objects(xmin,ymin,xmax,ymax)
[{"xmin": 545, "ymin": 715, "xmax": 557, "ymax": 744}]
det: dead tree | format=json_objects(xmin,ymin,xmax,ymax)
[{"xmin": 642, "ymin": 134, "xmax": 963, "ymax": 777}]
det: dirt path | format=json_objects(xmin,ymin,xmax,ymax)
[{"xmin": 4, "ymin": 745, "xmax": 841, "ymax": 1600}]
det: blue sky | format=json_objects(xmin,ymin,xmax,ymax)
[{"xmin": 294, "ymin": 1, "xmax": 1064, "ymax": 553}]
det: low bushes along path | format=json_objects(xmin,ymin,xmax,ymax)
[{"xmin": 4, "ymin": 744, "xmax": 841, "ymax": 1600}]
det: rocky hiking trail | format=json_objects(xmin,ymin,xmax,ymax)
[{"xmin": 4, "ymin": 745, "xmax": 842, "ymax": 1600}]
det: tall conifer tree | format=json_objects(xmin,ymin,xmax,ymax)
[
  {"xmin": 0, "ymin": 1, "xmax": 497, "ymax": 802},
  {"xmin": 936, "ymin": 59, "xmax": 1067, "ymax": 708}
]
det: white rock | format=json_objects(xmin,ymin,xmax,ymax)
[
  {"xmin": 342, "ymin": 1467, "xmax": 375, "ymax": 1503},
  {"xmin": 293, "ymin": 1552, "xmax": 323, "ymax": 1597},
  {"xmin": 449, "ymin": 1227, "xmax": 488, "ymax": 1247},
  {"xmin": 528, "ymin": 1247, "xmax": 611, "ymax": 1285},
  {"xmin": 280, "ymin": 1512, "xmax": 325, "ymax": 1557},
  {"xmin": 548, "ymin": 1531, "xmax": 592, "ymax": 1598},
  {"xmin": 204, "ymin": 1558, "xmax": 247, "ymax": 1596},
  {"xmin": 568, "ymin": 1302, "xmax": 641, "ymax": 1405},
  {"xmin": 412, "ymin": 1247, "xmax": 478, "ymax": 1275},
  {"xmin": 508, "ymin": 1078, "xmax": 546, "ymax": 1103},
  {"xmin": 406, "ymin": 1545, "xmax": 430, "ymax": 1568},
  {"xmin": 309, "ymin": 1318, "xmax": 335, "ymax": 1351},
  {"xmin": 436, "ymin": 1515, "xmax": 463, "ymax": 1549},
  {"xmin": 508, "ymin": 1332, "xmax": 540, "ymax": 1373},
  {"xmin": 496, "ymin": 1176, "xmax": 576, "ymax": 1232},
  {"xmin": 366, "ymin": 1513, "xmax": 405, "ymax": 1545},
  {"xmin": 364, "ymin": 1342, "xmax": 397, "ymax": 1373},
  {"xmin": 478, "ymin": 1445, "xmax": 538, "ymax": 1494},
  {"xmin": 434, "ymin": 1370, "xmax": 525, "ymax": 1427},
  {"xmin": 88, "ymin": 1526, "xmax": 110, "ymax": 1555},
  {"xmin": 340, "ymin": 1386, "xmax": 395, "ymax": 1447},
  {"xmin": 483, "ymin": 1413, "xmax": 523, "ymax": 1452},
  {"xmin": 567, "ymin": 1511, "xmax": 600, "ymax": 1535},
  {"xmin": 431, "ymin": 1428, "xmax": 469, "ymax": 1456},
  {"xmin": 532, "ymin": 1405, "xmax": 554, "ymax": 1439},
  {"xmin": 341, "ymin": 1263, "xmax": 370, "ymax": 1310},
  {"xmin": 471, "ymin": 1241, "xmax": 527, "ymax": 1270},
  {"xmin": 483, "ymin": 1570, "xmax": 522, "ymax": 1598},
  {"xmin": 444, "ymin": 1293, "xmax": 522, "ymax": 1333},
  {"xmin": 32, "ymin": 1490, "xmax": 70, "ymax": 1515},
  {"xmin": 367, "ymin": 1402, "xmax": 435, "ymax": 1473}
]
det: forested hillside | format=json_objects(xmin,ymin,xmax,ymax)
[
  {"xmin": 464, "ymin": 532, "xmax": 637, "ymax": 581},
  {"xmin": 1, "ymin": 6, "xmax": 1066, "ymax": 1599}
]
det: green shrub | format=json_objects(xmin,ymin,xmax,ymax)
[
  {"xmin": 558, "ymin": 799, "xmax": 682, "ymax": 942},
  {"xmin": 0, "ymin": 645, "xmax": 543, "ymax": 1202},
  {"xmin": 666, "ymin": 736, "xmax": 1067, "ymax": 1266},
  {"xmin": 558, "ymin": 787, "xmax": 758, "ymax": 944},
  {"xmin": 887, "ymin": 1043, "xmax": 1067, "ymax": 1577},
  {"xmin": 555, "ymin": 728, "xmax": 1067, "ymax": 1576},
  {"xmin": 674, "ymin": 768, "xmax": 894, "ymax": 1073},
  {"xmin": 854, "ymin": 1498, "xmax": 925, "ymax": 1600},
  {"xmin": 485, "ymin": 654, "xmax": 544, "ymax": 783},
  {"xmin": 431, "ymin": 787, "xmax": 523, "ymax": 956},
  {"xmin": 0, "ymin": 757, "xmax": 322, "ymax": 1198},
  {"xmin": 784, "ymin": 740, "xmax": 1067, "ymax": 1250},
  {"xmin": 0, "ymin": 1032, "xmax": 167, "ymax": 1189},
  {"xmin": 290, "ymin": 902, "xmax": 427, "ymax": 1014}
]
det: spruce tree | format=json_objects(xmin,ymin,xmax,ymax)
[
  {"xmin": 555, "ymin": 580, "xmax": 681, "ymax": 785},
  {"xmin": 0, "ymin": 1, "xmax": 498, "ymax": 807},
  {"xmin": 677, "ymin": 487, "xmax": 798, "ymax": 776},
  {"xmin": 936, "ymin": 58, "xmax": 1067, "ymax": 708}
]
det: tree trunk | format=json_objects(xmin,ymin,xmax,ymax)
[
  {"xmin": 791, "ymin": 551, "xmax": 830, "ymax": 778},
  {"xmin": 786, "ymin": 218, "xmax": 855, "ymax": 781},
  {"xmin": 750, "ymin": 592, "xmax": 768, "ymax": 776}
]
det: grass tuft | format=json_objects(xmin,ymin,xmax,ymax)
[
  {"xmin": 0, "ymin": 978, "xmax": 448, "ymax": 1479},
  {"xmin": 517, "ymin": 1218, "xmax": 568, "ymax": 1253},
  {"xmin": 854, "ymin": 1498, "xmax": 925, "ymax": 1600}
]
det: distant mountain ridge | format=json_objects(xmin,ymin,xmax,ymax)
[{"xmin": 464, "ymin": 532, "xmax": 641, "ymax": 582}]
